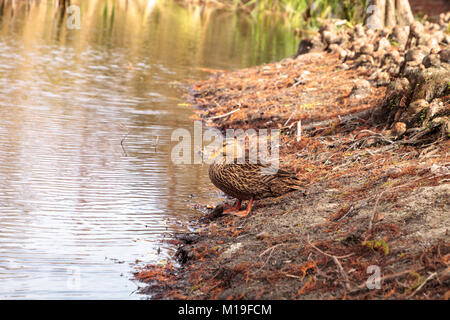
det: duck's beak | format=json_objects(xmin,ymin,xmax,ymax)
[{"xmin": 204, "ymin": 146, "xmax": 224, "ymax": 161}]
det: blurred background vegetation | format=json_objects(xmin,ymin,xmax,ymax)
[
  {"xmin": 220, "ymin": 0, "xmax": 368, "ymax": 29},
  {"xmin": 3, "ymin": 0, "xmax": 446, "ymax": 35},
  {"xmin": 0, "ymin": 0, "xmax": 368, "ymax": 31}
]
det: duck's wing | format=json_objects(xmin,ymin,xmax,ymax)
[
  {"xmin": 257, "ymin": 164, "xmax": 305, "ymax": 195},
  {"xmin": 212, "ymin": 162, "xmax": 304, "ymax": 199},
  {"xmin": 216, "ymin": 163, "xmax": 272, "ymax": 197}
]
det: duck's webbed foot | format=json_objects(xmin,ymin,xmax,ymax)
[
  {"xmin": 232, "ymin": 198, "xmax": 254, "ymax": 218},
  {"xmin": 223, "ymin": 199, "xmax": 242, "ymax": 214}
]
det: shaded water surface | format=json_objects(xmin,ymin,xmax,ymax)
[{"xmin": 0, "ymin": 0, "xmax": 297, "ymax": 298}]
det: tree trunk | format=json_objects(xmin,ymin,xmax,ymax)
[{"xmin": 365, "ymin": 0, "xmax": 414, "ymax": 29}]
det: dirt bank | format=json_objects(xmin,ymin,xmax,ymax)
[{"xmin": 135, "ymin": 18, "xmax": 450, "ymax": 299}]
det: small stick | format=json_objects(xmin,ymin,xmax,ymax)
[
  {"xmin": 252, "ymin": 244, "xmax": 285, "ymax": 274},
  {"xmin": 307, "ymin": 235, "xmax": 353, "ymax": 291},
  {"xmin": 284, "ymin": 273, "xmax": 304, "ymax": 280},
  {"xmin": 297, "ymin": 120, "xmax": 302, "ymax": 142},
  {"xmin": 407, "ymin": 272, "xmax": 437, "ymax": 299},
  {"xmin": 307, "ymin": 239, "xmax": 354, "ymax": 260},
  {"xmin": 208, "ymin": 107, "xmax": 240, "ymax": 120},
  {"xmin": 367, "ymin": 189, "xmax": 387, "ymax": 235},
  {"xmin": 283, "ymin": 110, "xmax": 297, "ymax": 127},
  {"xmin": 153, "ymin": 135, "xmax": 160, "ymax": 152},
  {"xmin": 259, "ymin": 243, "xmax": 284, "ymax": 258},
  {"xmin": 336, "ymin": 205, "xmax": 354, "ymax": 222},
  {"xmin": 353, "ymin": 130, "xmax": 395, "ymax": 145},
  {"xmin": 121, "ymin": 131, "xmax": 130, "ymax": 157}
]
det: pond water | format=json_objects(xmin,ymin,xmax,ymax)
[{"xmin": 0, "ymin": 0, "xmax": 297, "ymax": 299}]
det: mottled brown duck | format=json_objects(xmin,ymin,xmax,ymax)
[{"xmin": 208, "ymin": 140, "xmax": 305, "ymax": 217}]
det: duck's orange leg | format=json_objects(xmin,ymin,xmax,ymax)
[
  {"xmin": 233, "ymin": 197, "xmax": 254, "ymax": 218},
  {"xmin": 223, "ymin": 199, "xmax": 242, "ymax": 214}
]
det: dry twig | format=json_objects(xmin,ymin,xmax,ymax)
[
  {"xmin": 208, "ymin": 106, "xmax": 240, "ymax": 120},
  {"xmin": 407, "ymin": 272, "xmax": 438, "ymax": 299},
  {"xmin": 307, "ymin": 235, "xmax": 353, "ymax": 291}
]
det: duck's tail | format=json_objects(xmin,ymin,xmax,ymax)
[
  {"xmin": 277, "ymin": 172, "xmax": 307, "ymax": 196},
  {"xmin": 288, "ymin": 183, "xmax": 307, "ymax": 197}
]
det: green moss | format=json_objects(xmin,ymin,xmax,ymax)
[
  {"xmin": 405, "ymin": 271, "xmax": 423, "ymax": 293},
  {"xmin": 388, "ymin": 96, "xmax": 400, "ymax": 110},
  {"xmin": 418, "ymin": 109, "xmax": 427, "ymax": 127},
  {"xmin": 363, "ymin": 239, "xmax": 390, "ymax": 256},
  {"xmin": 190, "ymin": 283, "xmax": 202, "ymax": 293},
  {"xmin": 389, "ymin": 39, "xmax": 399, "ymax": 47},
  {"xmin": 414, "ymin": 13, "xmax": 425, "ymax": 23}
]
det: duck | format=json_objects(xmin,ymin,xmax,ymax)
[{"xmin": 208, "ymin": 139, "xmax": 305, "ymax": 217}]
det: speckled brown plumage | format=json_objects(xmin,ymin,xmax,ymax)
[
  {"xmin": 209, "ymin": 160, "xmax": 304, "ymax": 216},
  {"xmin": 209, "ymin": 163, "xmax": 302, "ymax": 200}
]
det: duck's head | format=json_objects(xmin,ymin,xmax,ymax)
[{"xmin": 207, "ymin": 138, "xmax": 245, "ymax": 163}]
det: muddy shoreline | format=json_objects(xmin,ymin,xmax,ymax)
[{"xmin": 135, "ymin": 15, "xmax": 450, "ymax": 299}]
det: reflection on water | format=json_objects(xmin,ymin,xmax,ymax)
[{"xmin": 0, "ymin": 0, "xmax": 297, "ymax": 298}]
